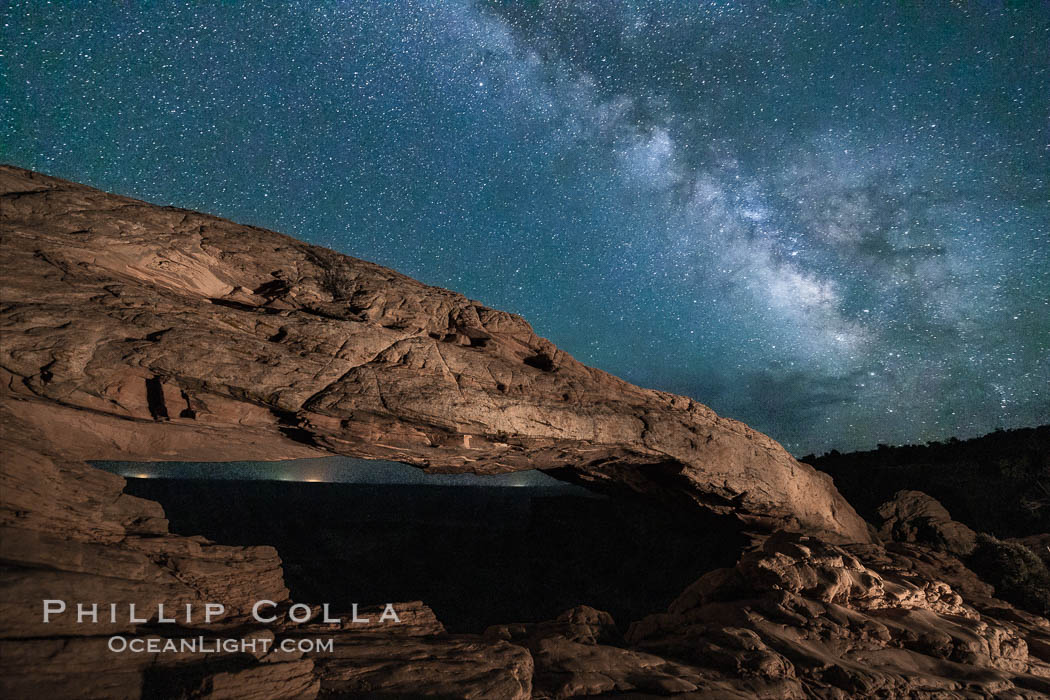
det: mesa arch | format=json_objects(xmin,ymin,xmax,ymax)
[{"xmin": 0, "ymin": 164, "xmax": 870, "ymax": 544}]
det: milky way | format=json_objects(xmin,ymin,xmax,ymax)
[{"xmin": 3, "ymin": 1, "xmax": 1048, "ymax": 453}]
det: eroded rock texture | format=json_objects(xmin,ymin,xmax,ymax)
[
  {"xmin": 0, "ymin": 432, "xmax": 320, "ymax": 699},
  {"xmin": 471, "ymin": 529, "xmax": 1050, "ymax": 698},
  {"xmin": 2, "ymin": 166, "xmax": 1048, "ymax": 699},
  {"xmin": 0, "ymin": 165, "xmax": 868, "ymax": 542},
  {"xmin": 626, "ymin": 533, "xmax": 1050, "ymax": 697},
  {"xmin": 876, "ymin": 489, "xmax": 978, "ymax": 557}
]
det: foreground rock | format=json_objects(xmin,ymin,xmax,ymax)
[
  {"xmin": 625, "ymin": 533, "xmax": 1050, "ymax": 697},
  {"xmin": 472, "ymin": 529, "xmax": 1050, "ymax": 697},
  {"xmin": 876, "ymin": 490, "xmax": 978, "ymax": 557},
  {"xmin": 310, "ymin": 635, "xmax": 534, "ymax": 699},
  {"xmin": 0, "ymin": 165, "xmax": 867, "ymax": 543},
  {"xmin": 486, "ymin": 606, "xmax": 707, "ymax": 698}
]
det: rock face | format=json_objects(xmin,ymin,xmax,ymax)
[
  {"xmin": 876, "ymin": 490, "xmax": 978, "ymax": 557},
  {"xmin": 0, "ymin": 164, "xmax": 868, "ymax": 543},
  {"xmin": 480, "ymin": 531, "xmax": 1050, "ymax": 697},
  {"xmin": 3, "ymin": 165, "xmax": 1049, "ymax": 699},
  {"xmin": 485, "ymin": 606, "xmax": 709, "ymax": 698},
  {"xmin": 626, "ymin": 533, "xmax": 1050, "ymax": 697}
]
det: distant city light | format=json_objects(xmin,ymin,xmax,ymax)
[{"xmin": 95, "ymin": 458, "xmax": 591, "ymax": 493}]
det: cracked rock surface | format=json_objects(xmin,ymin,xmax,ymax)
[{"xmin": 0, "ymin": 165, "xmax": 869, "ymax": 543}]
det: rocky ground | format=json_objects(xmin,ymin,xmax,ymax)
[{"xmin": 2, "ymin": 165, "xmax": 1048, "ymax": 698}]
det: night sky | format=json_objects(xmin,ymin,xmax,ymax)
[{"xmin": 3, "ymin": 2, "xmax": 1048, "ymax": 454}]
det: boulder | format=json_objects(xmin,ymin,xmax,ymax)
[{"xmin": 877, "ymin": 490, "xmax": 977, "ymax": 556}]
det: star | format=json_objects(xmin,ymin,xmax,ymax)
[{"xmin": 2, "ymin": 0, "xmax": 1047, "ymax": 453}]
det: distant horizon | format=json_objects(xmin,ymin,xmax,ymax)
[
  {"xmin": 94, "ymin": 422, "xmax": 1049, "ymax": 483},
  {"xmin": 797, "ymin": 422, "xmax": 1048, "ymax": 460},
  {"xmin": 95, "ymin": 456, "xmax": 591, "ymax": 490}
]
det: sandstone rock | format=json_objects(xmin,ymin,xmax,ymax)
[
  {"xmin": 626, "ymin": 532, "xmax": 1050, "ymax": 697},
  {"xmin": 486, "ymin": 606, "xmax": 709, "ymax": 698},
  {"xmin": 309, "ymin": 635, "xmax": 534, "ymax": 699},
  {"xmin": 0, "ymin": 165, "xmax": 869, "ymax": 543},
  {"xmin": 877, "ymin": 490, "xmax": 978, "ymax": 556},
  {"xmin": 0, "ymin": 634, "xmax": 319, "ymax": 700},
  {"xmin": 287, "ymin": 600, "xmax": 446, "ymax": 637}
]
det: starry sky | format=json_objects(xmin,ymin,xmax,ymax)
[{"xmin": 3, "ymin": 1, "xmax": 1048, "ymax": 454}]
